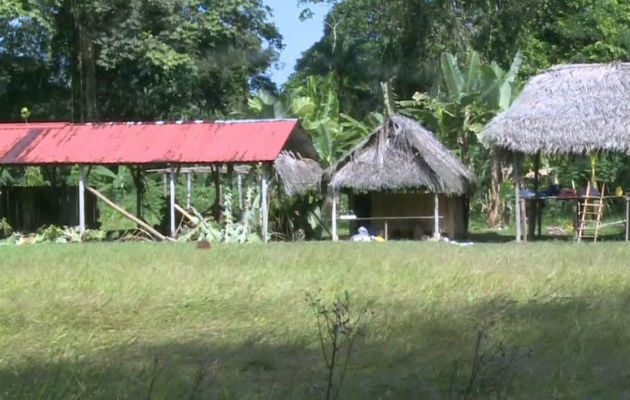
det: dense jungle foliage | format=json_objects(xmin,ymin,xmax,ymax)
[{"xmin": 1, "ymin": 0, "xmax": 629, "ymax": 238}]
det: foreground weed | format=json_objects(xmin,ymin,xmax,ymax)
[{"xmin": 306, "ymin": 291, "xmax": 367, "ymax": 400}]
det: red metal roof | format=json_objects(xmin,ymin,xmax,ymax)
[{"xmin": 0, "ymin": 120, "xmax": 309, "ymax": 164}]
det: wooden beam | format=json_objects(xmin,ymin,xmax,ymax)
[
  {"xmin": 433, "ymin": 193, "xmax": 440, "ymax": 239},
  {"xmin": 170, "ymin": 167, "xmax": 176, "ymax": 237},
  {"xmin": 78, "ymin": 165, "xmax": 86, "ymax": 233},
  {"xmin": 174, "ymin": 203, "xmax": 197, "ymax": 226},
  {"xmin": 85, "ymin": 185, "xmax": 169, "ymax": 241}
]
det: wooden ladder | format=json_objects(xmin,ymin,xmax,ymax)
[{"xmin": 577, "ymin": 182, "xmax": 605, "ymax": 242}]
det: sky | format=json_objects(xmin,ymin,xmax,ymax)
[{"xmin": 263, "ymin": 0, "xmax": 330, "ymax": 86}]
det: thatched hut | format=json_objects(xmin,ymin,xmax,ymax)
[
  {"xmin": 328, "ymin": 115, "xmax": 475, "ymax": 240},
  {"xmin": 481, "ymin": 62, "xmax": 630, "ymax": 241},
  {"xmin": 483, "ymin": 62, "xmax": 630, "ymax": 154}
]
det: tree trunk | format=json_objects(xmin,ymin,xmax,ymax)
[{"xmin": 77, "ymin": 5, "xmax": 97, "ymax": 121}]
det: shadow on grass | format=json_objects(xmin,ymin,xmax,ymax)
[
  {"xmin": 468, "ymin": 230, "xmax": 626, "ymax": 243},
  {"xmin": 2, "ymin": 291, "xmax": 629, "ymax": 399},
  {"xmin": 467, "ymin": 231, "xmax": 516, "ymax": 243}
]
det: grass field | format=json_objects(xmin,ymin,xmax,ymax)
[{"xmin": 1, "ymin": 242, "xmax": 628, "ymax": 399}]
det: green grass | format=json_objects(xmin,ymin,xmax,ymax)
[{"xmin": 0, "ymin": 242, "xmax": 628, "ymax": 399}]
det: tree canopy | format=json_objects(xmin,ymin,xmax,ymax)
[
  {"xmin": 293, "ymin": 0, "xmax": 630, "ymax": 117},
  {"xmin": 0, "ymin": 0, "xmax": 282, "ymax": 121}
]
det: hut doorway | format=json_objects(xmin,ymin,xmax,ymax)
[{"xmin": 349, "ymin": 193, "xmax": 372, "ymax": 235}]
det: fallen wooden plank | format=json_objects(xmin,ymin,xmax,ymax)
[
  {"xmin": 174, "ymin": 203, "xmax": 198, "ymax": 226},
  {"xmin": 85, "ymin": 186, "xmax": 171, "ymax": 242}
]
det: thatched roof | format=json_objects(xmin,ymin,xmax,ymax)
[
  {"xmin": 482, "ymin": 62, "xmax": 630, "ymax": 155},
  {"xmin": 274, "ymin": 151, "xmax": 323, "ymax": 196},
  {"xmin": 329, "ymin": 115, "xmax": 475, "ymax": 195}
]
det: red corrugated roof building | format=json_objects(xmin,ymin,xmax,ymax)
[{"xmin": 0, "ymin": 119, "xmax": 317, "ymax": 165}]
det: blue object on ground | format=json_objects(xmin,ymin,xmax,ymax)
[{"xmin": 519, "ymin": 189, "xmax": 536, "ymax": 199}]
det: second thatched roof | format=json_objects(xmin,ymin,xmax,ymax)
[
  {"xmin": 482, "ymin": 62, "xmax": 630, "ymax": 155},
  {"xmin": 274, "ymin": 151, "xmax": 323, "ymax": 196},
  {"xmin": 329, "ymin": 115, "xmax": 475, "ymax": 195}
]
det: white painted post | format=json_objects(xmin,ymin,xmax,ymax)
[
  {"xmin": 331, "ymin": 192, "xmax": 338, "ymax": 241},
  {"xmin": 186, "ymin": 171, "xmax": 192, "ymax": 210},
  {"xmin": 163, "ymin": 173, "xmax": 167, "ymax": 197},
  {"xmin": 237, "ymin": 174, "xmax": 243, "ymax": 209},
  {"xmin": 78, "ymin": 165, "xmax": 85, "ymax": 233},
  {"xmin": 433, "ymin": 193, "xmax": 440, "ymax": 239},
  {"xmin": 514, "ymin": 163, "xmax": 522, "ymax": 243},
  {"xmin": 170, "ymin": 167, "xmax": 176, "ymax": 237},
  {"xmin": 261, "ymin": 170, "xmax": 269, "ymax": 243}
]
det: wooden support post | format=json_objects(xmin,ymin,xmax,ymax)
[
  {"xmin": 261, "ymin": 169, "xmax": 269, "ymax": 243},
  {"xmin": 227, "ymin": 164, "xmax": 234, "ymax": 188},
  {"xmin": 625, "ymin": 192, "xmax": 629, "ymax": 242},
  {"xmin": 170, "ymin": 167, "xmax": 176, "ymax": 237},
  {"xmin": 331, "ymin": 192, "xmax": 338, "ymax": 241},
  {"xmin": 533, "ymin": 152, "xmax": 541, "ymax": 239},
  {"xmin": 212, "ymin": 165, "xmax": 221, "ymax": 221},
  {"xmin": 86, "ymin": 186, "xmax": 169, "ymax": 241},
  {"xmin": 163, "ymin": 173, "xmax": 167, "ymax": 197},
  {"xmin": 186, "ymin": 171, "xmax": 192, "ymax": 210},
  {"xmin": 521, "ymin": 199, "xmax": 528, "ymax": 243},
  {"xmin": 384, "ymin": 220, "xmax": 388, "ymax": 241},
  {"xmin": 78, "ymin": 165, "xmax": 85, "ymax": 233},
  {"xmin": 433, "ymin": 193, "xmax": 440, "ymax": 239},
  {"xmin": 133, "ymin": 166, "xmax": 144, "ymax": 220},
  {"xmin": 514, "ymin": 159, "xmax": 522, "ymax": 243}
]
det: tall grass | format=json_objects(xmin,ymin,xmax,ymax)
[{"xmin": 0, "ymin": 242, "xmax": 628, "ymax": 398}]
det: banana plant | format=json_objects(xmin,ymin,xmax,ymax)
[
  {"xmin": 400, "ymin": 50, "xmax": 522, "ymax": 159},
  {"xmin": 399, "ymin": 50, "xmax": 523, "ymax": 227},
  {"xmin": 246, "ymin": 73, "xmax": 372, "ymax": 167},
  {"xmin": 291, "ymin": 74, "xmax": 375, "ymax": 166},
  {"xmin": 440, "ymin": 50, "xmax": 523, "ymax": 112}
]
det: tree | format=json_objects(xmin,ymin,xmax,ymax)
[
  {"xmin": 293, "ymin": 0, "xmax": 475, "ymax": 118},
  {"xmin": 294, "ymin": 0, "xmax": 630, "ymax": 120},
  {"xmin": 0, "ymin": 1, "xmax": 63, "ymax": 120},
  {"xmin": 0, "ymin": 0, "xmax": 282, "ymax": 121},
  {"xmin": 469, "ymin": 0, "xmax": 630, "ymax": 76}
]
